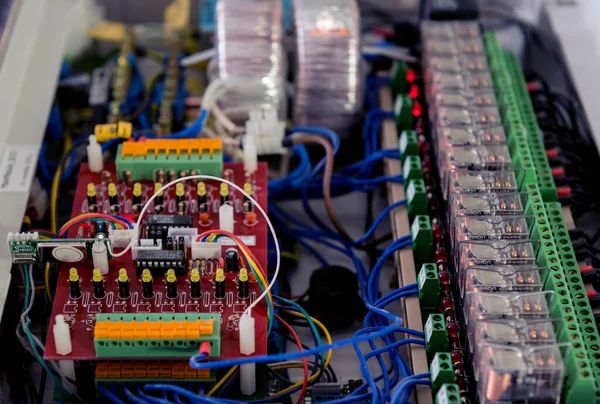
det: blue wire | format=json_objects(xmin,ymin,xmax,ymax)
[
  {"xmin": 97, "ymin": 385, "xmax": 127, "ymax": 404},
  {"xmin": 123, "ymin": 386, "xmax": 150, "ymax": 404},
  {"xmin": 391, "ymin": 374, "xmax": 432, "ymax": 404},
  {"xmin": 135, "ymin": 384, "xmax": 172, "ymax": 404},
  {"xmin": 349, "ymin": 199, "xmax": 406, "ymax": 246}
]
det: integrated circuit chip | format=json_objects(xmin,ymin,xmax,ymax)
[{"xmin": 135, "ymin": 249, "xmax": 185, "ymax": 275}]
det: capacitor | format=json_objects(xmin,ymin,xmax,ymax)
[
  {"xmin": 166, "ymin": 268, "xmax": 178, "ymax": 299},
  {"xmin": 92, "ymin": 268, "xmax": 105, "ymax": 299},
  {"xmin": 220, "ymin": 183, "xmax": 229, "ymax": 205},
  {"xmin": 190, "ymin": 268, "xmax": 201, "ymax": 299},
  {"xmin": 154, "ymin": 182, "xmax": 164, "ymax": 213},
  {"xmin": 95, "ymin": 221, "xmax": 108, "ymax": 237},
  {"xmin": 176, "ymin": 182, "xmax": 185, "ymax": 205},
  {"xmin": 69, "ymin": 268, "xmax": 81, "ymax": 299},
  {"xmin": 225, "ymin": 249, "xmax": 239, "ymax": 272},
  {"xmin": 238, "ymin": 267, "xmax": 249, "ymax": 299},
  {"xmin": 87, "ymin": 183, "xmax": 98, "ymax": 212},
  {"xmin": 215, "ymin": 267, "xmax": 225, "ymax": 299},
  {"xmin": 197, "ymin": 182, "xmax": 207, "ymax": 212},
  {"xmin": 166, "ymin": 236, "xmax": 174, "ymax": 250},
  {"xmin": 108, "ymin": 183, "xmax": 119, "ymax": 212},
  {"xmin": 243, "ymin": 182, "xmax": 253, "ymax": 213},
  {"xmin": 132, "ymin": 182, "xmax": 142, "ymax": 211},
  {"xmin": 141, "ymin": 269, "xmax": 154, "ymax": 299},
  {"xmin": 177, "ymin": 236, "xmax": 185, "ymax": 252},
  {"xmin": 118, "ymin": 268, "xmax": 130, "ymax": 299}
]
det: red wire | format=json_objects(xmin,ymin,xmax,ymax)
[{"xmin": 274, "ymin": 314, "xmax": 308, "ymax": 404}]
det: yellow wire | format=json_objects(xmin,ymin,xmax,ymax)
[
  {"xmin": 50, "ymin": 167, "xmax": 60, "ymax": 234},
  {"xmin": 207, "ymin": 366, "xmax": 238, "ymax": 396},
  {"xmin": 267, "ymin": 310, "xmax": 333, "ymax": 397},
  {"xmin": 45, "ymin": 263, "xmax": 53, "ymax": 303},
  {"xmin": 281, "ymin": 251, "xmax": 298, "ymax": 261}
]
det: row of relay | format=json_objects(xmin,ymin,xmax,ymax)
[{"xmin": 421, "ymin": 21, "xmax": 564, "ymax": 403}]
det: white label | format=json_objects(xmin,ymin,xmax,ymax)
[
  {"xmin": 431, "ymin": 354, "xmax": 440, "ymax": 381},
  {"xmin": 411, "ymin": 217, "xmax": 421, "ymax": 237},
  {"xmin": 0, "ymin": 145, "xmax": 38, "ymax": 192},
  {"xmin": 407, "ymin": 181, "xmax": 416, "ymax": 202},
  {"xmin": 425, "ymin": 314, "xmax": 433, "ymax": 340},
  {"xmin": 437, "ymin": 388, "xmax": 449, "ymax": 404},
  {"xmin": 399, "ymin": 131, "xmax": 408, "ymax": 154},
  {"xmin": 220, "ymin": 235, "xmax": 256, "ymax": 247},
  {"xmin": 403, "ymin": 157, "xmax": 411, "ymax": 179},
  {"xmin": 394, "ymin": 95, "xmax": 403, "ymax": 115},
  {"xmin": 419, "ymin": 266, "xmax": 427, "ymax": 290}
]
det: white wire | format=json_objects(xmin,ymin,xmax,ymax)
[
  {"xmin": 110, "ymin": 174, "xmax": 280, "ymax": 315},
  {"xmin": 212, "ymin": 104, "xmax": 243, "ymax": 134},
  {"xmin": 180, "ymin": 48, "xmax": 216, "ymax": 67}
]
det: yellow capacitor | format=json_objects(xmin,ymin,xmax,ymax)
[
  {"xmin": 87, "ymin": 183, "xmax": 97, "ymax": 197},
  {"xmin": 108, "ymin": 183, "xmax": 117, "ymax": 198},
  {"xmin": 215, "ymin": 268, "xmax": 225, "ymax": 283},
  {"xmin": 69, "ymin": 268, "xmax": 79, "ymax": 282},
  {"xmin": 239, "ymin": 267, "xmax": 249, "ymax": 282},
  {"xmin": 133, "ymin": 183, "xmax": 142, "ymax": 197},
  {"xmin": 175, "ymin": 183, "xmax": 185, "ymax": 197},
  {"xmin": 118, "ymin": 268, "xmax": 129, "ymax": 282},
  {"xmin": 243, "ymin": 183, "xmax": 252, "ymax": 196},
  {"xmin": 190, "ymin": 268, "xmax": 200, "ymax": 282},
  {"xmin": 220, "ymin": 183, "xmax": 229, "ymax": 198},
  {"xmin": 154, "ymin": 182, "xmax": 163, "ymax": 196},
  {"xmin": 197, "ymin": 182, "xmax": 206, "ymax": 196},
  {"xmin": 92, "ymin": 268, "xmax": 102, "ymax": 282}
]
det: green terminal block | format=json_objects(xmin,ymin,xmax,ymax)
[
  {"xmin": 391, "ymin": 60, "xmax": 408, "ymax": 94},
  {"xmin": 403, "ymin": 155, "xmax": 423, "ymax": 183},
  {"xmin": 94, "ymin": 313, "xmax": 221, "ymax": 358},
  {"xmin": 435, "ymin": 384, "xmax": 461, "ymax": 404},
  {"xmin": 406, "ymin": 179, "xmax": 428, "ymax": 219},
  {"xmin": 399, "ymin": 129, "xmax": 419, "ymax": 164},
  {"xmin": 418, "ymin": 264, "xmax": 440, "ymax": 308},
  {"xmin": 425, "ymin": 314, "xmax": 448, "ymax": 359},
  {"xmin": 411, "ymin": 215, "xmax": 432, "ymax": 263},
  {"xmin": 430, "ymin": 352, "xmax": 454, "ymax": 395},
  {"xmin": 115, "ymin": 139, "xmax": 223, "ymax": 181},
  {"xmin": 394, "ymin": 93, "xmax": 414, "ymax": 130}
]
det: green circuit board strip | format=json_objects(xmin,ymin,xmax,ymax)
[{"xmin": 486, "ymin": 31, "xmax": 600, "ymax": 403}]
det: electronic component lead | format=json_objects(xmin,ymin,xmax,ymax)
[
  {"xmin": 69, "ymin": 267, "xmax": 81, "ymax": 299},
  {"xmin": 190, "ymin": 268, "xmax": 201, "ymax": 299},
  {"xmin": 238, "ymin": 267, "xmax": 249, "ymax": 299},
  {"xmin": 87, "ymin": 183, "xmax": 98, "ymax": 212},
  {"xmin": 141, "ymin": 268, "xmax": 154, "ymax": 299},
  {"xmin": 92, "ymin": 268, "xmax": 105, "ymax": 299},
  {"xmin": 154, "ymin": 182, "xmax": 163, "ymax": 213},
  {"xmin": 166, "ymin": 268, "xmax": 177, "ymax": 299},
  {"xmin": 118, "ymin": 268, "xmax": 130, "ymax": 299},
  {"xmin": 220, "ymin": 183, "xmax": 229, "ymax": 205},
  {"xmin": 215, "ymin": 267, "xmax": 225, "ymax": 299}
]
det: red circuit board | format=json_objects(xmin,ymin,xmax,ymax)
[{"xmin": 44, "ymin": 162, "xmax": 269, "ymax": 361}]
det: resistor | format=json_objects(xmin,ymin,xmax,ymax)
[
  {"xmin": 157, "ymin": 169, "xmax": 165, "ymax": 184},
  {"xmin": 197, "ymin": 182, "xmax": 207, "ymax": 213},
  {"xmin": 215, "ymin": 268, "xmax": 225, "ymax": 299},
  {"xmin": 69, "ymin": 268, "xmax": 81, "ymax": 299},
  {"xmin": 226, "ymin": 316, "xmax": 235, "ymax": 331},
  {"xmin": 176, "ymin": 182, "xmax": 185, "ymax": 205},
  {"xmin": 190, "ymin": 268, "xmax": 201, "ymax": 299},
  {"xmin": 166, "ymin": 269, "xmax": 178, "ymax": 299},
  {"xmin": 92, "ymin": 268, "xmax": 105, "ymax": 299},
  {"xmin": 238, "ymin": 268, "xmax": 249, "ymax": 299},
  {"xmin": 101, "ymin": 170, "xmax": 112, "ymax": 184},
  {"xmin": 87, "ymin": 183, "xmax": 98, "ymax": 212},
  {"xmin": 107, "ymin": 183, "xmax": 119, "ymax": 213},
  {"xmin": 200, "ymin": 259, "xmax": 207, "ymax": 275},
  {"xmin": 118, "ymin": 268, "xmax": 130, "ymax": 299},
  {"xmin": 168, "ymin": 170, "xmax": 176, "ymax": 182},
  {"xmin": 177, "ymin": 201, "xmax": 185, "ymax": 216},
  {"xmin": 154, "ymin": 182, "xmax": 164, "ymax": 213},
  {"xmin": 243, "ymin": 182, "xmax": 253, "ymax": 213},
  {"xmin": 123, "ymin": 170, "xmax": 132, "ymax": 184},
  {"xmin": 76, "ymin": 226, "xmax": 85, "ymax": 239},
  {"xmin": 220, "ymin": 183, "xmax": 229, "ymax": 205},
  {"xmin": 141, "ymin": 269, "xmax": 154, "ymax": 299}
]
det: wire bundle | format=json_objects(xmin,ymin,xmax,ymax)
[
  {"xmin": 213, "ymin": 0, "xmax": 287, "ymax": 121},
  {"xmin": 293, "ymin": 0, "xmax": 364, "ymax": 137}
]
